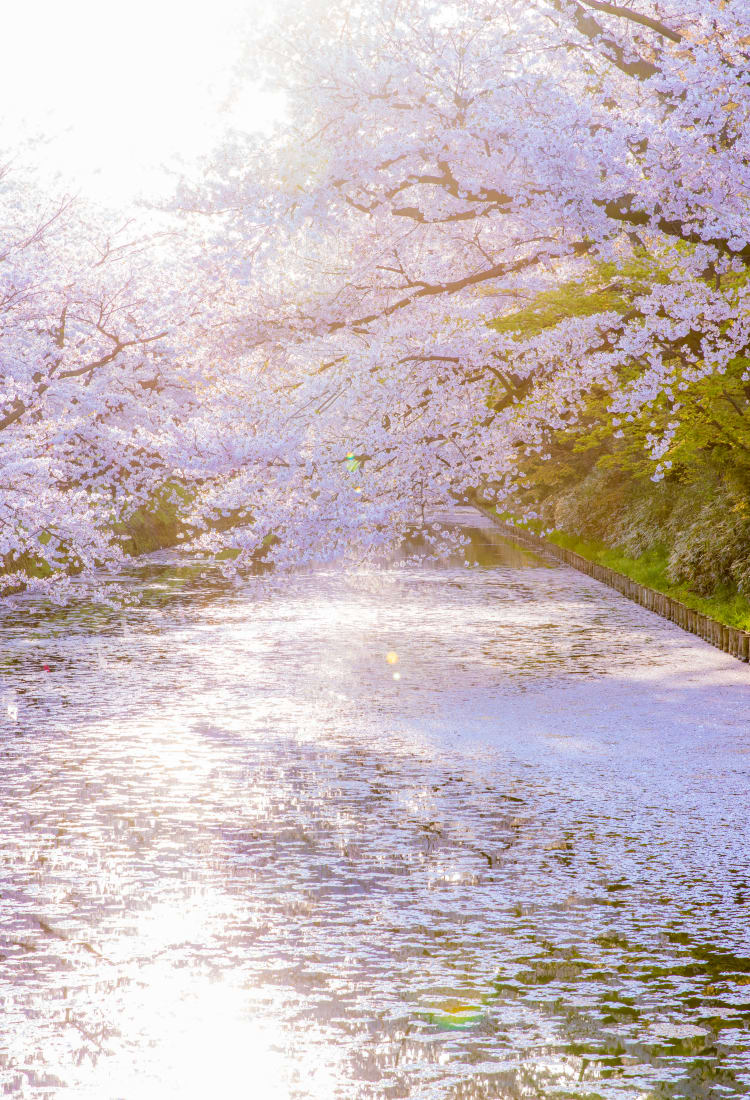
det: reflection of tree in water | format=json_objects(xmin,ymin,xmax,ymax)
[
  {"xmin": 485, "ymin": 930, "xmax": 750, "ymax": 1096},
  {"xmin": 397, "ymin": 524, "xmax": 546, "ymax": 572}
]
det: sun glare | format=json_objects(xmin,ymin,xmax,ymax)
[{"xmin": 0, "ymin": 0, "xmax": 282, "ymax": 202}]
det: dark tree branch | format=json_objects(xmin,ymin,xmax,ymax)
[
  {"xmin": 578, "ymin": 0, "xmax": 682, "ymax": 43},
  {"xmin": 548, "ymin": 0, "xmax": 659, "ymax": 80},
  {"xmin": 598, "ymin": 194, "xmax": 750, "ymax": 265},
  {"xmin": 329, "ymin": 240, "xmax": 594, "ymax": 333}
]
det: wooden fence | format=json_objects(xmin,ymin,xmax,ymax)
[{"xmin": 487, "ymin": 519, "xmax": 750, "ymax": 664}]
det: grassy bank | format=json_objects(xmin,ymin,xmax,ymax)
[{"xmin": 546, "ymin": 530, "xmax": 750, "ymax": 631}]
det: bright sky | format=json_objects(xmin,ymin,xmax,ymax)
[{"xmin": 0, "ymin": 0, "xmax": 283, "ymax": 204}]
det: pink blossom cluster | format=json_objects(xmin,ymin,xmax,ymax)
[{"xmin": 5, "ymin": 0, "xmax": 750, "ymax": 593}]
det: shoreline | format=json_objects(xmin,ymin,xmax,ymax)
[{"xmin": 476, "ymin": 507, "xmax": 750, "ymax": 664}]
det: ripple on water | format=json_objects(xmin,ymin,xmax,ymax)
[{"xmin": 0, "ymin": 527, "xmax": 749, "ymax": 1098}]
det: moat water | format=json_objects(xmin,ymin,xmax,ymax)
[{"xmin": 0, "ymin": 526, "xmax": 748, "ymax": 1098}]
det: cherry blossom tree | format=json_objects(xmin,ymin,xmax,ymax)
[
  {"xmin": 180, "ymin": 0, "xmax": 750, "ymax": 567},
  {"xmin": 0, "ymin": 159, "xmax": 224, "ymax": 596},
  {"xmin": 6, "ymin": 0, "xmax": 750, "ymax": 595}
]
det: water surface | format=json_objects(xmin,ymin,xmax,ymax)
[{"xmin": 1, "ymin": 527, "xmax": 748, "ymax": 1098}]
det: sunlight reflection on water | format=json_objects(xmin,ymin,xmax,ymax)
[{"xmin": 0, "ymin": 526, "xmax": 748, "ymax": 1098}]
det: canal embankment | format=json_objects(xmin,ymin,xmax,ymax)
[
  {"xmin": 464, "ymin": 503, "xmax": 743, "ymax": 660},
  {"xmin": 479, "ymin": 509, "xmax": 750, "ymax": 663}
]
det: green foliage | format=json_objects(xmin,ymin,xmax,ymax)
[
  {"xmin": 117, "ymin": 482, "xmax": 266, "ymax": 561},
  {"xmin": 666, "ymin": 485, "xmax": 750, "ymax": 599},
  {"xmin": 117, "ymin": 482, "xmax": 191, "ymax": 555},
  {"xmin": 489, "ymin": 257, "xmax": 750, "ymax": 627},
  {"xmin": 490, "ymin": 256, "xmax": 665, "ymax": 339},
  {"xmin": 547, "ymin": 528, "xmax": 750, "ymax": 631}
]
